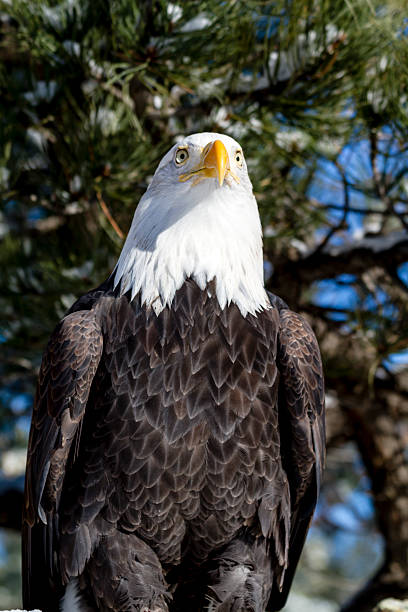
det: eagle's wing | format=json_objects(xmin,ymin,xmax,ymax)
[
  {"xmin": 269, "ymin": 306, "xmax": 325, "ymax": 610},
  {"xmin": 23, "ymin": 308, "xmax": 103, "ymax": 607}
]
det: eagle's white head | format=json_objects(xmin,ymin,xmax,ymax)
[{"xmin": 114, "ymin": 132, "xmax": 269, "ymax": 316}]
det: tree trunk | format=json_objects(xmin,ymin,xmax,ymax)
[{"xmin": 339, "ymin": 390, "xmax": 408, "ymax": 612}]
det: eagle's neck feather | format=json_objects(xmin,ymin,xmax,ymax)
[{"xmin": 114, "ymin": 182, "xmax": 269, "ymax": 316}]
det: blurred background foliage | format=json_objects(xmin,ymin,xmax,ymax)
[{"xmin": 0, "ymin": 1, "xmax": 408, "ymax": 610}]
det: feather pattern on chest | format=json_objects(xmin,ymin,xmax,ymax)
[{"xmin": 59, "ymin": 279, "xmax": 283, "ymax": 566}]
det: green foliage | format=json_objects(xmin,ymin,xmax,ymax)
[{"xmin": 0, "ymin": 0, "xmax": 407, "ymax": 427}]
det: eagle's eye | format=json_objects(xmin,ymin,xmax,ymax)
[
  {"xmin": 235, "ymin": 150, "xmax": 243, "ymax": 167},
  {"xmin": 175, "ymin": 148, "xmax": 189, "ymax": 165}
]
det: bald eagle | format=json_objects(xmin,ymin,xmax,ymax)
[{"xmin": 23, "ymin": 133, "xmax": 325, "ymax": 612}]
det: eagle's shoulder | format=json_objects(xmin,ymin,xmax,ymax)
[
  {"xmin": 266, "ymin": 290, "xmax": 290, "ymax": 312},
  {"xmin": 66, "ymin": 276, "xmax": 116, "ymax": 315}
]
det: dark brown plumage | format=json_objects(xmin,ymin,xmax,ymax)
[{"xmin": 23, "ymin": 277, "xmax": 325, "ymax": 612}]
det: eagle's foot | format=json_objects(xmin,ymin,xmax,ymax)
[
  {"xmin": 139, "ymin": 598, "xmax": 169, "ymax": 612},
  {"xmin": 82, "ymin": 530, "xmax": 170, "ymax": 611},
  {"xmin": 204, "ymin": 535, "xmax": 272, "ymax": 612},
  {"xmin": 205, "ymin": 569, "xmax": 262, "ymax": 612}
]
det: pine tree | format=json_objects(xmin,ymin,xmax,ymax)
[{"xmin": 1, "ymin": 1, "xmax": 408, "ymax": 610}]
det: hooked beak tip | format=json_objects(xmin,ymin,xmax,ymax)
[{"xmin": 204, "ymin": 140, "xmax": 229, "ymax": 186}]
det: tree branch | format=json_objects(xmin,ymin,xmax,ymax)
[{"xmin": 267, "ymin": 230, "xmax": 408, "ymax": 304}]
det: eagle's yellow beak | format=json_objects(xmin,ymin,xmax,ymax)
[
  {"xmin": 179, "ymin": 139, "xmax": 232, "ymax": 187},
  {"xmin": 203, "ymin": 140, "xmax": 229, "ymax": 186}
]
